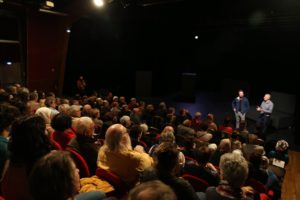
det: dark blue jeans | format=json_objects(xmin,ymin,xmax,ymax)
[{"xmin": 257, "ymin": 113, "xmax": 271, "ymax": 135}]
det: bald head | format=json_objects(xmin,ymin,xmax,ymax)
[{"xmin": 105, "ymin": 124, "xmax": 132, "ymax": 152}]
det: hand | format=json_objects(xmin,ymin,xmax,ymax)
[
  {"xmin": 233, "ymin": 108, "xmax": 236, "ymax": 112},
  {"xmin": 134, "ymin": 145, "xmax": 145, "ymax": 153},
  {"xmin": 205, "ymin": 163, "xmax": 218, "ymax": 172},
  {"xmin": 256, "ymin": 106, "xmax": 261, "ymax": 112}
]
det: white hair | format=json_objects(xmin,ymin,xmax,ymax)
[{"xmin": 76, "ymin": 116, "xmax": 94, "ymax": 137}]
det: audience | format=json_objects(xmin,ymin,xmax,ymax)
[{"xmin": 0, "ymin": 85, "xmax": 288, "ymax": 200}]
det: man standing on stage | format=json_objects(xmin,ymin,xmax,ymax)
[
  {"xmin": 232, "ymin": 90, "xmax": 250, "ymax": 130},
  {"xmin": 256, "ymin": 93, "xmax": 274, "ymax": 135}
]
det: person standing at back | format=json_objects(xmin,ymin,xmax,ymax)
[
  {"xmin": 232, "ymin": 90, "xmax": 250, "ymax": 130},
  {"xmin": 76, "ymin": 75, "xmax": 86, "ymax": 96}
]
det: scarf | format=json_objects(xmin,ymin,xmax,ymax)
[{"xmin": 216, "ymin": 180, "xmax": 246, "ymax": 200}]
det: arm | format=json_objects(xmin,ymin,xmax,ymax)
[
  {"xmin": 244, "ymin": 98, "xmax": 250, "ymax": 113},
  {"xmin": 232, "ymin": 99, "xmax": 237, "ymax": 112}
]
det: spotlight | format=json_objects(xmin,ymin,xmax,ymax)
[
  {"xmin": 94, "ymin": 0, "xmax": 104, "ymax": 7},
  {"xmin": 194, "ymin": 35, "xmax": 199, "ymax": 40}
]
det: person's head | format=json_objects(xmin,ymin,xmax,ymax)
[
  {"xmin": 76, "ymin": 117, "xmax": 95, "ymax": 138},
  {"xmin": 9, "ymin": 115, "xmax": 52, "ymax": 166},
  {"xmin": 160, "ymin": 129, "xmax": 175, "ymax": 143},
  {"xmin": 29, "ymin": 151, "xmax": 80, "ymax": 200},
  {"xmin": 128, "ymin": 180, "xmax": 177, "ymax": 200},
  {"xmin": 249, "ymin": 152, "xmax": 263, "ymax": 169},
  {"xmin": 153, "ymin": 142, "xmax": 179, "ymax": 175},
  {"xmin": 35, "ymin": 107, "xmax": 52, "ymax": 125},
  {"xmin": 51, "ymin": 113, "xmax": 72, "ymax": 132},
  {"xmin": 130, "ymin": 125, "xmax": 143, "ymax": 141},
  {"xmin": 219, "ymin": 138, "xmax": 231, "ymax": 153},
  {"xmin": 58, "ymin": 104, "xmax": 70, "ymax": 114},
  {"xmin": 194, "ymin": 112, "xmax": 202, "ymax": 118},
  {"xmin": 45, "ymin": 96, "xmax": 57, "ymax": 109},
  {"xmin": 0, "ymin": 104, "xmax": 20, "ymax": 135},
  {"xmin": 104, "ymin": 124, "xmax": 132, "ymax": 152},
  {"xmin": 194, "ymin": 146, "xmax": 211, "ymax": 165},
  {"xmin": 68, "ymin": 105, "xmax": 81, "ymax": 118},
  {"xmin": 275, "ymin": 139, "xmax": 289, "ymax": 152},
  {"xmin": 264, "ymin": 93, "xmax": 271, "ymax": 101},
  {"xmin": 120, "ymin": 115, "xmax": 131, "ymax": 128},
  {"xmin": 219, "ymin": 153, "xmax": 248, "ymax": 188},
  {"xmin": 238, "ymin": 90, "xmax": 244, "ymax": 98}
]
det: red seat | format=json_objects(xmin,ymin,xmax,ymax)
[
  {"xmin": 245, "ymin": 178, "xmax": 267, "ymax": 193},
  {"xmin": 182, "ymin": 174, "xmax": 209, "ymax": 192},
  {"xmin": 245, "ymin": 178, "xmax": 274, "ymax": 199},
  {"xmin": 0, "ymin": 196, "xmax": 5, "ymax": 200},
  {"xmin": 66, "ymin": 148, "xmax": 90, "ymax": 178},
  {"xmin": 185, "ymin": 156, "xmax": 197, "ymax": 164},
  {"xmin": 96, "ymin": 167, "xmax": 128, "ymax": 197},
  {"xmin": 51, "ymin": 140, "xmax": 62, "ymax": 150},
  {"xmin": 49, "ymin": 133, "xmax": 62, "ymax": 150}
]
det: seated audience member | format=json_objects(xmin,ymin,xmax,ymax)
[
  {"xmin": 68, "ymin": 117, "xmax": 100, "ymax": 175},
  {"xmin": 29, "ymin": 151, "xmax": 105, "ymax": 200},
  {"xmin": 0, "ymin": 104, "xmax": 20, "ymax": 178},
  {"xmin": 206, "ymin": 153, "xmax": 253, "ymax": 200},
  {"xmin": 97, "ymin": 124, "xmax": 153, "ymax": 189},
  {"xmin": 210, "ymin": 138, "xmax": 231, "ymax": 166},
  {"xmin": 129, "ymin": 125, "xmax": 144, "ymax": 150},
  {"xmin": 268, "ymin": 139, "xmax": 289, "ymax": 164},
  {"xmin": 242, "ymin": 134, "xmax": 265, "ymax": 161},
  {"xmin": 219, "ymin": 116, "xmax": 233, "ymax": 135},
  {"xmin": 176, "ymin": 119, "xmax": 195, "ymax": 137},
  {"xmin": 1, "ymin": 116, "xmax": 52, "ymax": 200},
  {"xmin": 191, "ymin": 112, "xmax": 202, "ymax": 131},
  {"xmin": 248, "ymin": 152, "xmax": 268, "ymax": 185},
  {"xmin": 35, "ymin": 107, "xmax": 55, "ymax": 135},
  {"xmin": 141, "ymin": 142, "xmax": 200, "ymax": 200},
  {"xmin": 51, "ymin": 113, "xmax": 76, "ymax": 149},
  {"xmin": 148, "ymin": 126, "xmax": 185, "ymax": 167},
  {"xmin": 202, "ymin": 113, "xmax": 218, "ymax": 132},
  {"xmin": 184, "ymin": 146, "xmax": 220, "ymax": 186},
  {"xmin": 128, "ymin": 180, "xmax": 177, "ymax": 200}
]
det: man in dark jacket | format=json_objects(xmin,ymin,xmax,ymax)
[{"xmin": 232, "ymin": 90, "xmax": 250, "ymax": 130}]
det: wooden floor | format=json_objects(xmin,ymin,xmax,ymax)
[{"xmin": 281, "ymin": 150, "xmax": 300, "ymax": 200}]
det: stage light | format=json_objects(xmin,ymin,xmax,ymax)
[
  {"xmin": 94, "ymin": 0, "xmax": 104, "ymax": 7},
  {"xmin": 6, "ymin": 61, "xmax": 12, "ymax": 65},
  {"xmin": 194, "ymin": 35, "xmax": 199, "ymax": 40}
]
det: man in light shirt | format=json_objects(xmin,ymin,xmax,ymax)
[{"xmin": 256, "ymin": 93, "xmax": 274, "ymax": 135}]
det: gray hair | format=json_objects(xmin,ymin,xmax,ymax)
[
  {"xmin": 160, "ymin": 130, "xmax": 175, "ymax": 143},
  {"xmin": 220, "ymin": 153, "xmax": 248, "ymax": 188},
  {"xmin": 76, "ymin": 117, "xmax": 94, "ymax": 137},
  {"xmin": 120, "ymin": 115, "xmax": 131, "ymax": 127}
]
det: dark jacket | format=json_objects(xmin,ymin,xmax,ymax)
[{"xmin": 232, "ymin": 97, "xmax": 250, "ymax": 114}]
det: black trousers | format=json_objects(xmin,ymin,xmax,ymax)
[{"xmin": 257, "ymin": 113, "xmax": 271, "ymax": 135}]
